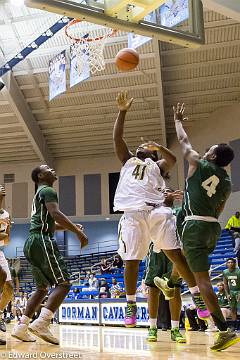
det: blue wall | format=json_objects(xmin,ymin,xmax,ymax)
[
  {"xmin": 4, "ymin": 221, "xmax": 119, "ymax": 258},
  {"xmin": 4, "ymin": 224, "xmax": 30, "ymax": 258},
  {"xmin": 67, "ymin": 221, "xmax": 118, "ymax": 256}
]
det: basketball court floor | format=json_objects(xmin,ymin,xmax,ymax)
[{"xmin": 0, "ymin": 324, "xmax": 239, "ymax": 359}]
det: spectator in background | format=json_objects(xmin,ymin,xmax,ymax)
[
  {"xmin": 185, "ymin": 304, "xmax": 207, "ymax": 332},
  {"xmin": 223, "ymin": 258, "xmax": 240, "ymax": 330},
  {"xmin": 8, "ymin": 259, "xmax": 20, "ymax": 294},
  {"xmin": 99, "ymin": 280, "xmax": 110, "ymax": 298},
  {"xmin": 84, "ymin": 271, "xmax": 91, "ymax": 286},
  {"xmin": 136, "ymin": 280, "xmax": 147, "ymax": 299},
  {"xmin": 88, "ymin": 273, "xmax": 99, "ymax": 290},
  {"xmin": 216, "ymin": 282, "xmax": 231, "ymax": 320},
  {"xmin": 225, "ymin": 211, "xmax": 240, "ymax": 248},
  {"xmin": 112, "ymin": 255, "xmax": 123, "ymax": 272},
  {"xmin": 100, "ymin": 258, "xmax": 112, "ymax": 274},
  {"xmin": 110, "ymin": 278, "xmax": 122, "ymax": 298},
  {"xmin": 14, "ymin": 298, "xmax": 22, "ymax": 321},
  {"xmin": 19, "ymin": 292, "xmax": 28, "ymax": 315}
]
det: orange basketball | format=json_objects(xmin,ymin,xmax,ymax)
[{"xmin": 115, "ymin": 48, "xmax": 139, "ymax": 71}]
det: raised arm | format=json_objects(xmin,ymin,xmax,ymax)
[
  {"xmin": 45, "ymin": 202, "xmax": 88, "ymax": 248},
  {"xmin": 113, "ymin": 91, "xmax": 133, "ymax": 165},
  {"xmin": 173, "ymin": 103, "xmax": 200, "ymax": 176},
  {"xmin": 143, "ymin": 141, "xmax": 176, "ymax": 175}
]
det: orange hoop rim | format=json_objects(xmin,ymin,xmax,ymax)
[{"xmin": 65, "ymin": 19, "xmax": 118, "ymax": 43}]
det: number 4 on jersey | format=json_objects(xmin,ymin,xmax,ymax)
[{"xmin": 202, "ymin": 175, "xmax": 220, "ymax": 198}]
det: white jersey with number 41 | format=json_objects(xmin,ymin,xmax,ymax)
[{"xmin": 114, "ymin": 157, "xmax": 165, "ymax": 212}]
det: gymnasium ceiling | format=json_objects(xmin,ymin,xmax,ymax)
[{"xmin": 0, "ymin": 2, "xmax": 240, "ymax": 164}]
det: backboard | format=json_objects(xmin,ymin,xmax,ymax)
[{"xmin": 25, "ymin": 0, "xmax": 205, "ymax": 48}]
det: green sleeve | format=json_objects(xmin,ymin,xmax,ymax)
[
  {"xmin": 222, "ymin": 270, "xmax": 227, "ymax": 279},
  {"xmin": 39, "ymin": 187, "xmax": 58, "ymax": 204}
]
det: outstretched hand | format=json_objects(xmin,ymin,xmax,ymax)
[
  {"xmin": 116, "ymin": 91, "xmax": 133, "ymax": 112},
  {"xmin": 171, "ymin": 190, "xmax": 184, "ymax": 202},
  {"xmin": 173, "ymin": 103, "xmax": 188, "ymax": 122},
  {"xmin": 143, "ymin": 141, "xmax": 161, "ymax": 151}
]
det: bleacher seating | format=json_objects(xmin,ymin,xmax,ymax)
[
  {"xmin": 17, "ymin": 229, "xmax": 235, "ymax": 297},
  {"xmin": 209, "ymin": 229, "xmax": 235, "ymax": 278}
]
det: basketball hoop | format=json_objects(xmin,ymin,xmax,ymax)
[{"xmin": 65, "ymin": 19, "xmax": 117, "ymax": 75}]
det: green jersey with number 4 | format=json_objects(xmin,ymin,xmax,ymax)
[
  {"xmin": 183, "ymin": 159, "xmax": 231, "ymax": 218},
  {"xmin": 30, "ymin": 185, "xmax": 58, "ymax": 234},
  {"xmin": 223, "ymin": 268, "xmax": 240, "ymax": 291}
]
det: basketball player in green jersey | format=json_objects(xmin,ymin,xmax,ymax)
[
  {"xmin": 12, "ymin": 165, "xmax": 88, "ymax": 345},
  {"xmin": 145, "ymin": 189, "xmax": 185, "ymax": 343},
  {"xmin": 223, "ymin": 258, "xmax": 240, "ymax": 328},
  {"xmin": 169, "ymin": 103, "xmax": 239, "ymax": 351}
]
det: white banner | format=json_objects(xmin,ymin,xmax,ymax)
[
  {"xmin": 70, "ymin": 44, "xmax": 90, "ymax": 88},
  {"xmin": 49, "ymin": 50, "xmax": 66, "ymax": 101},
  {"xmin": 59, "ymin": 303, "xmax": 99, "ymax": 324},
  {"xmin": 101, "ymin": 302, "xmax": 149, "ymax": 326}
]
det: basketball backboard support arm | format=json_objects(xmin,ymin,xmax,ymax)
[{"xmin": 25, "ymin": 0, "xmax": 205, "ymax": 48}]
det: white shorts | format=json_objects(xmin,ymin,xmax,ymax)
[
  {"xmin": 118, "ymin": 206, "xmax": 181, "ymax": 261},
  {"xmin": 0, "ymin": 250, "xmax": 11, "ymax": 282}
]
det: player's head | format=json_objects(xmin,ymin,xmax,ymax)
[
  {"xmin": 235, "ymin": 211, "xmax": 240, "ymax": 218},
  {"xmin": 163, "ymin": 188, "xmax": 174, "ymax": 207},
  {"xmin": 136, "ymin": 143, "xmax": 158, "ymax": 162},
  {"xmin": 112, "ymin": 278, "xmax": 117, "ymax": 285},
  {"xmin": 31, "ymin": 165, "xmax": 57, "ymax": 186},
  {"xmin": 216, "ymin": 281, "xmax": 224, "ymax": 292},
  {"xmin": 203, "ymin": 144, "xmax": 234, "ymax": 167},
  {"xmin": 0, "ymin": 185, "xmax": 6, "ymax": 199},
  {"xmin": 226, "ymin": 258, "xmax": 236, "ymax": 270}
]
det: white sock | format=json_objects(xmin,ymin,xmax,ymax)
[
  {"xmin": 20, "ymin": 315, "xmax": 31, "ymax": 325},
  {"xmin": 39, "ymin": 307, "xmax": 54, "ymax": 322},
  {"xmin": 126, "ymin": 295, "xmax": 136, "ymax": 302},
  {"xmin": 6, "ymin": 312, "xmax": 10, "ymax": 318},
  {"xmin": 171, "ymin": 320, "xmax": 179, "ymax": 329},
  {"xmin": 149, "ymin": 318, "xmax": 157, "ymax": 328},
  {"xmin": 189, "ymin": 286, "xmax": 200, "ymax": 294}
]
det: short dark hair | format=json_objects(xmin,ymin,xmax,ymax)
[
  {"xmin": 226, "ymin": 258, "xmax": 236, "ymax": 263},
  {"xmin": 214, "ymin": 144, "xmax": 234, "ymax": 167},
  {"xmin": 31, "ymin": 166, "xmax": 42, "ymax": 184}
]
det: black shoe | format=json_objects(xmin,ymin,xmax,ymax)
[
  {"xmin": 0, "ymin": 319, "xmax": 6, "ymax": 332},
  {"xmin": 0, "ymin": 338, "xmax": 6, "ymax": 345}
]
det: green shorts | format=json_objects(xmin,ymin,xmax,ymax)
[
  {"xmin": 229, "ymin": 291, "xmax": 240, "ymax": 309},
  {"xmin": 24, "ymin": 232, "xmax": 70, "ymax": 288},
  {"xmin": 144, "ymin": 243, "xmax": 181, "ymax": 288},
  {"xmin": 182, "ymin": 220, "xmax": 221, "ymax": 273}
]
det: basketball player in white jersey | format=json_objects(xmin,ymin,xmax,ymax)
[
  {"xmin": 0, "ymin": 185, "xmax": 14, "ymax": 344},
  {"xmin": 113, "ymin": 92, "xmax": 212, "ymax": 328},
  {"xmin": 113, "ymin": 91, "xmax": 179, "ymax": 327}
]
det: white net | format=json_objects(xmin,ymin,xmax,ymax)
[{"xmin": 66, "ymin": 21, "xmax": 116, "ymax": 75}]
